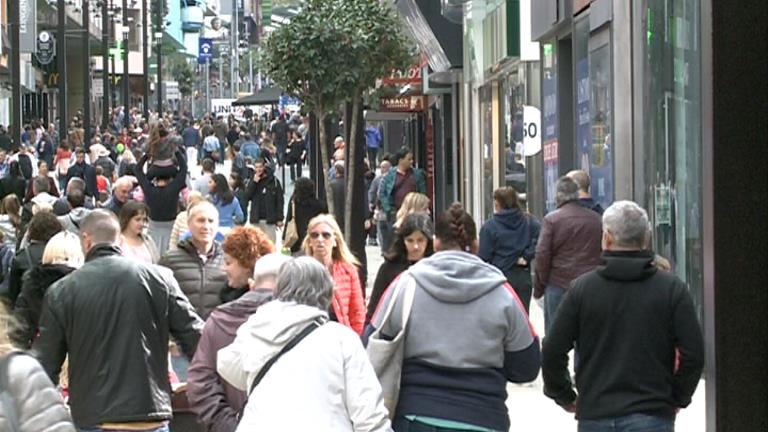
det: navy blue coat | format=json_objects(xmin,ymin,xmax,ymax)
[{"xmin": 478, "ymin": 208, "xmax": 540, "ymax": 274}]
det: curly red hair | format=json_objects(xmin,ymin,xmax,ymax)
[{"xmin": 222, "ymin": 226, "xmax": 275, "ymax": 269}]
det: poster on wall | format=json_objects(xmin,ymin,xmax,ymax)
[
  {"xmin": 576, "ymin": 58, "xmax": 592, "ymax": 176},
  {"xmin": 542, "ymin": 49, "xmax": 559, "ymax": 213}
]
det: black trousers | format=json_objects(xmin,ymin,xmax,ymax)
[{"xmin": 505, "ymin": 266, "xmax": 533, "ymax": 314}]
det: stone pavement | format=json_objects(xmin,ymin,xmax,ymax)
[{"xmin": 362, "ymin": 245, "xmax": 707, "ymax": 431}]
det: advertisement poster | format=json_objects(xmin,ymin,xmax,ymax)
[
  {"xmin": 542, "ymin": 51, "xmax": 558, "ymax": 213},
  {"xmin": 575, "ymin": 58, "xmax": 592, "ymax": 178}
]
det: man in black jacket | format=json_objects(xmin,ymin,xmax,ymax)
[
  {"xmin": 33, "ymin": 210, "xmax": 204, "ymax": 431},
  {"xmin": 244, "ymin": 158, "xmax": 283, "ymax": 243},
  {"xmin": 541, "ymin": 200, "xmax": 705, "ymax": 432},
  {"xmin": 66, "ymin": 147, "xmax": 98, "ymax": 199}
]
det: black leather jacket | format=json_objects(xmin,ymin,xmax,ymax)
[{"xmin": 32, "ymin": 244, "xmax": 204, "ymax": 429}]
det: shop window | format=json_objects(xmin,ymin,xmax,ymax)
[
  {"xmin": 642, "ymin": 0, "xmax": 703, "ymax": 318},
  {"xmin": 479, "ymin": 84, "xmax": 494, "ymax": 221}
]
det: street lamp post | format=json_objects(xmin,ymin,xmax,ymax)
[
  {"xmin": 57, "ymin": 0, "xmax": 68, "ymax": 142},
  {"xmin": 155, "ymin": 30, "xmax": 163, "ymax": 115},
  {"xmin": 122, "ymin": 0, "xmax": 130, "ymax": 127},
  {"xmin": 83, "ymin": 0, "xmax": 92, "ymax": 146},
  {"xmin": 142, "ymin": 0, "xmax": 149, "ymax": 120},
  {"xmin": 9, "ymin": 0, "xmax": 21, "ymax": 144},
  {"xmin": 102, "ymin": 0, "xmax": 110, "ymax": 130}
]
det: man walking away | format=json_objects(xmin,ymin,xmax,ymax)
[
  {"xmin": 567, "ymin": 169, "xmax": 604, "ymax": 215},
  {"xmin": 365, "ymin": 122, "xmax": 382, "ymax": 167},
  {"xmin": 541, "ymin": 201, "xmax": 704, "ymax": 432},
  {"xmin": 33, "ymin": 210, "xmax": 204, "ymax": 431},
  {"xmin": 534, "ymin": 176, "xmax": 602, "ymax": 334}
]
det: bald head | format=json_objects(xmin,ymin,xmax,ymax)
[
  {"xmin": 567, "ymin": 170, "xmax": 591, "ymax": 196},
  {"xmin": 80, "ymin": 209, "xmax": 121, "ymax": 253}
]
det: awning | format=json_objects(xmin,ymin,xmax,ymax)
[{"xmin": 232, "ymin": 86, "xmax": 284, "ymax": 106}]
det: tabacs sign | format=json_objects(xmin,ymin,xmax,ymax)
[{"xmin": 379, "ymin": 96, "xmax": 426, "ymax": 113}]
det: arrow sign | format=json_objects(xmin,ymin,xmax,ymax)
[{"xmin": 199, "ymin": 37, "xmax": 213, "ymax": 64}]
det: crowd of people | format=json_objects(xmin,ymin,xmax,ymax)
[{"xmin": 0, "ymin": 108, "xmax": 705, "ymax": 432}]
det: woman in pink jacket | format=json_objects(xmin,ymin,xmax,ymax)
[{"xmin": 302, "ymin": 214, "xmax": 365, "ymax": 335}]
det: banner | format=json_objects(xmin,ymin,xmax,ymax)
[
  {"xmin": 198, "ymin": 37, "xmax": 213, "ymax": 64},
  {"xmin": 19, "ymin": 0, "xmax": 37, "ymax": 53}
]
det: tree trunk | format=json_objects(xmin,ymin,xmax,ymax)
[
  {"xmin": 344, "ymin": 91, "xmax": 361, "ymax": 240},
  {"xmin": 318, "ymin": 111, "xmax": 334, "ymax": 215}
]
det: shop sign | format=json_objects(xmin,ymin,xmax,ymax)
[
  {"xmin": 211, "ymin": 99, "xmax": 249, "ymax": 120},
  {"xmin": 379, "ymin": 96, "xmax": 426, "ymax": 112},
  {"xmin": 36, "ymin": 32, "xmax": 56, "ymax": 66},
  {"xmin": 93, "ymin": 79, "xmax": 103, "ymax": 97},
  {"xmin": 19, "ymin": 0, "xmax": 37, "ymax": 53},
  {"xmin": 382, "ymin": 64, "xmax": 423, "ymax": 86},
  {"xmin": 522, "ymin": 105, "xmax": 541, "ymax": 156}
]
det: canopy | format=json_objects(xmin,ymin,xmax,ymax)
[{"xmin": 232, "ymin": 87, "xmax": 285, "ymax": 106}]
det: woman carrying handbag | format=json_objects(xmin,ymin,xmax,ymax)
[{"xmin": 366, "ymin": 203, "xmax": 540, "ymax": 431}]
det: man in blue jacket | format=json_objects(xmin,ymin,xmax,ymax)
[{"xmin": 378, "ymin": 147, "xmax": 426, "ymax": 250}]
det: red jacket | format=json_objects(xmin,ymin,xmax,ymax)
[{"xmin": 330, "ymin": 261, "xmax": 365, "ymax": 335}]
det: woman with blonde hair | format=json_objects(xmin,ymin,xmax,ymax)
[
  {"xmin": 10, "ymin": 231, "xmax": 83, "ymax": 348},
  {"xmin": 169, "ymin": 191, "xmax": 206, "ymax": 250},
  {"xmin": 394, "ymin": 192, "xmax": 430, "ymax": 228},
  {"xmin": 0, "ymin": 303, "xmax": 76, "ymax": 431},
  {"xmin": 302, "ymin": 214, "xmax": 365, "ymax": 335}
]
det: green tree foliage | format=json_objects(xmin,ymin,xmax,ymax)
[{"xmin": 262, "ymin": 0, "xmax": 412, "ymax": 229}]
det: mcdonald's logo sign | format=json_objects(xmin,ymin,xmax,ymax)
[{"xmin": 47, "ymin": 72, "xmax": 59, "ymax": 86}]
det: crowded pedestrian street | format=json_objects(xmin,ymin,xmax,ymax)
[{"xmin": 0, "ymin": 0, "xmax": 765, "ymax": 431}]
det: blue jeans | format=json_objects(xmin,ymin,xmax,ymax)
[
  {"xmin": 544, "ymin": 284, "xmax": 567, "ymax": 335},
  {"xmin": 578, "ymin": 413, "xmax": 674, "ymax": 432},
  {"xmin": 79, "ymin": 424, "xmax": 169, "ymax": 432},
  {"xmin": 378, "ymin": 218, "xmax": 394, "ymax": 255}
]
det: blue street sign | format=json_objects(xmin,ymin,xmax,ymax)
[{"xmin": 198, "ymin": 37, "xmax": 213, "ymax": 63}]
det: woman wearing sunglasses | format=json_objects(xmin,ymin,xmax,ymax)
[{"xmin": 302, "ymin": 214, "xmax": 365, "ymax": 335}]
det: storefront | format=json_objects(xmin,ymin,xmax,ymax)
[
  {"xmin": 462, "ymin": 0, "xmax": 541, "ymax": 222},
  {"xmin": 531, "ymin": 0, "xmax": 704, "ymax": 319}
]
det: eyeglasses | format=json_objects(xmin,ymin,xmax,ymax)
[{"xmin": 310, "ymin": 232, "xmax": 333, "ymax": 240}]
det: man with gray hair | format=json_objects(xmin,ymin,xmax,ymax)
[
  {"xmin": 102, "ymin": 175, "xmax": 136, "ymax": 216},
  {"xmin": 541, "ymin": 201, "xmax": 704, "ymax": 431},
  {"xmin": 534, "ymin": 176, "xmax": 603, "ymax": 333},
  {"xmin": 566, "ymin": 169, "xmax": 604, "ymax": 215},
  {"xmin": 187, "ymin": 252, "xmax": 292, "ymax": 432},
  {"xmin": 33, "ymin": 209, "xmax": 204, "ymax": 431}
]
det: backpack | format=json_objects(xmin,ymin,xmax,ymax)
[{"xmin": 0, "ymin": 244, "xmax": 15, "ymax": 297}]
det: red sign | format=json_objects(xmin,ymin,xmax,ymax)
[
  {"xmin": 543, "ymin": 140, "xmax": 559, "ymax": 162},
  {"xmin": 379, "ymin": 96, "xmax": 426, "ymax": 112},
  {"xmin": 382, "ymin": 64, "xmax": 423, "ymax": 85}
]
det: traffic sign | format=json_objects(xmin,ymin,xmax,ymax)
[{"xmin": 199, "ymin": 37, "xmax": 213, "ymax": 63}]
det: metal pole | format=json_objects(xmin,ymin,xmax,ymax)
[
  {"xmin": 247, "ymin": 21, "xmax": 253, "ymax": 93},
  {"xmin": 232, "ymin": 0, "xmax": 239, "ymax": 97},
  {"xmin": 156, "ymin": 0, "xmax": 163, "ymax": 115},
  {"xmin": 102, "ymin": 0, "xmax": 110, "ymax": 130},
  {"xmin": 83, "ymin": 0, "xmax": 92, "ymax": 145},
  {"xmin": 219, "ymin": 57, "xmax": 224, "ymax": 98},
  {"xmin": 9, "ymin": 0, "xmax": 21, "ymax": 145},
  {"xmin": 122, "ymin": 0, "xmax": 130, "ymax": 126},
  {"xmin": 57, "ymin": 0, "xmax": 68, "ymax": 143},
  {"xmin": 141, "ymin": 0, "xmax": 149, "ymax": 120},
  {"xmin": 205, "ymin": 60, "xmax": 210, "ymax": 115}
]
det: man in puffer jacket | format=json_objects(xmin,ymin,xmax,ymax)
[{"xmin": 159, "ymin": 201, "xmax": 228, "ymax": 319}]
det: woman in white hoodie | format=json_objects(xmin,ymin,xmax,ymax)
[{"xmin": 217, "ymin": 256, "xmax": 392, "ymax": 432}]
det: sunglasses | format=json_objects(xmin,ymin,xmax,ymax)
[{"xmin": 310, "ymin": 232, "xmax": 333, "ymax": 240}]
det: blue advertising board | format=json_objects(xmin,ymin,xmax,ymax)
[
  {"xmin": 198, "ymin": 37, "xmax": 213, "ymax": 64},
  {"xmin": 542, "ymin": 64, "xmax": 559, "ymax": 213}
]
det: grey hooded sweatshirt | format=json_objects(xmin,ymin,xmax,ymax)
[{"xmin": 370, "ymin": 250, "xmax": 540, "ymax": 431}]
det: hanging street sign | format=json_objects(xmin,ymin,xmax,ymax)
[
  {"xmin": 35, "ymin": 31, "xmax": 56, "ymax": 65},
  {"xmin": 198, "ymin": 37, "xmax": 213, "ymax": 63}
]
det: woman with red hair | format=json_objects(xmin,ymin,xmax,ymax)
[{"xmin": 220, "ymin": 226, "xmax": 276, "ymax": 302}]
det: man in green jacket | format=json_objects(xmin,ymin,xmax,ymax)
[{"xmin": 378, "ymin": 147, "xmax": 426, "ymax": 250}]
